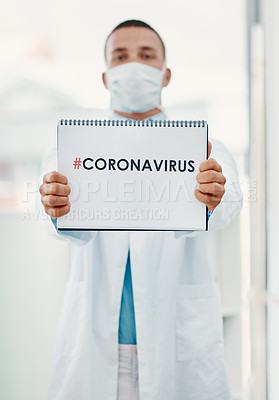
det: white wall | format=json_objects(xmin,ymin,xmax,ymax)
[
  {"xmin": 263, "ymin": 1, "xmax": 279, "ymax": 399},
  {"xmin": 0, "ymin": 214, "xmax": 70, "ymax": 400}
]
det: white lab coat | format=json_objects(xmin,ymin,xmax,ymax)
[{"xmin": 37, "ymin": 129, "xmax": 242, "ymax": 400}]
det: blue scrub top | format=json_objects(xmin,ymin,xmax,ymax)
[{"xmin": 118, "ymin": 249, "xmax": 137, "ymax": 344}]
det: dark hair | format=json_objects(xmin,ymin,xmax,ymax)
[{"xmin": 104, "ymin": 19, "xmax": 166, "ymax": 61}]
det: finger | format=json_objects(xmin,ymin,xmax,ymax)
[
  {"xmin": 40, "ymin": 182, "xmax": 71, "ymax": 196},
  {"xmin": 196, "ymin": 170, "xmax": 226, "ymax": 185},
  {"xmin": 44, "ymin": 203, "xmax": 71, "ymax": 219},
  {"xmin": 41, "ymin": 195, "xmax": 69, "ymax": 207},
  {"xmin": 199, "ymin": 158, "xmax": 222, "ymax": 173},
  {"xmin": 194, "ymin": 189, "xmax": 219, "ymax": 210},
  {"xmin": 198, "ymin": 182, "xmax": 225, "ymax": 197},
  {"xmin": 43, "ymin": 171, "xmax": 68, "ymax": 184},
  {"xmin": 208, "ymin": 140, "xmax": 212, "ymax": 158}
]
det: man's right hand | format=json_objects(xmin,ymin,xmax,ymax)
[{"xmin": 39, "ymin": 171, "xmax": 71, "ymax": 219}]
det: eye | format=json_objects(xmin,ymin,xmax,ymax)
[{"xmin": 142, "ymin": 54, "xmax": 152, "ymax": 59}]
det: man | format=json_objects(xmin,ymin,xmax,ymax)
[{"xmin": 38, "ymin": 20, "xmax": 242, "ymax": 400}]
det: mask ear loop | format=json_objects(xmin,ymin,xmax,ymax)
[{"xmin": 157, "ymin": 61, "xmax": 167, "ymax": 112}]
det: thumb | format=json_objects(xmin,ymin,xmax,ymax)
[{"xmin": 208, "ymin": 140, "xmax": 212, "ymax": 159}]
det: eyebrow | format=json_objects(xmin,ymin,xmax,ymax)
[
  {"xmin": 139, "ymin": 46, "xmax": 157, "ymax": 52},
  {"xmin": 112, "ymin": 46, "xmax": 157, "ymax": 54},
  {"xmin": 112, "ymin": 47, "xmax": 127, "ymax": 53}
]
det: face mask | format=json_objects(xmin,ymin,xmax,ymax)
[{"xmin": 105, "ymin": 62, "xmax": 166, "ymax": 113}]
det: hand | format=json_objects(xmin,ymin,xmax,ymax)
[
  {"xmin": 39, "ymin": 171, "xmax": 71, "ymax": 219},
  {"xmin": 194, "ymin": 141, "xmax": 226, "ymax": 211}
]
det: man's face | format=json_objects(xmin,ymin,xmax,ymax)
[{"xmin": 103, "ymin": 26, "xmax": 171, "ymax": 89}]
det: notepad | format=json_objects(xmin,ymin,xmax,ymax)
[{"xmin": 57, "ymin": 119, "xmax": 208, "ymax": 231}]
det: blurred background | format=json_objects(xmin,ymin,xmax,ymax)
[{"xmin": 0, "ymin": 0, "xmax": 278, "ymax": 399}]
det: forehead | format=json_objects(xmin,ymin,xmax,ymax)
[{"xmin": 106, "ymin": 26, "xmax": 164, "ymax": 58}]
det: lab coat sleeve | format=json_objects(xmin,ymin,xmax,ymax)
[
  {"xmin": 174, "ymin": 138, "xmax": 243, "ymax": 239},
  {"xmin": 36, "ymin": 146, "xmax": 97, "ymax": 246}
]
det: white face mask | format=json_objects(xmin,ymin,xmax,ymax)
[{"xmin": 105, "ymin": 62, "xmax": 166, "ymax": 113}]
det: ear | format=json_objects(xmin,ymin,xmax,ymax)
[
  {"xmin": 162, "ymin": 67, "xmax": 171, "ymax": 88},
  {"xmin": 102, "ymin": 72, "xmax": 109, "ymax": 89}
]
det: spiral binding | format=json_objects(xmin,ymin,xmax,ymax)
[{"xmin": 59, "ymin": 119, "xmax": 206, "ymax": 127}]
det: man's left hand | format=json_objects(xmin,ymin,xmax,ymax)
[{"xmin": 194, "ymin": 141, "xmax": 226, "ymax": 212}]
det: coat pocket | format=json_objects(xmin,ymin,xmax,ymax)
[
  {"xmin": 175, "ymin": 282, "xmax": 224, "ymax": 361},
  {"xmin": 55, "ymin": 281, "xmax": 87, "ymax": 357}
]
